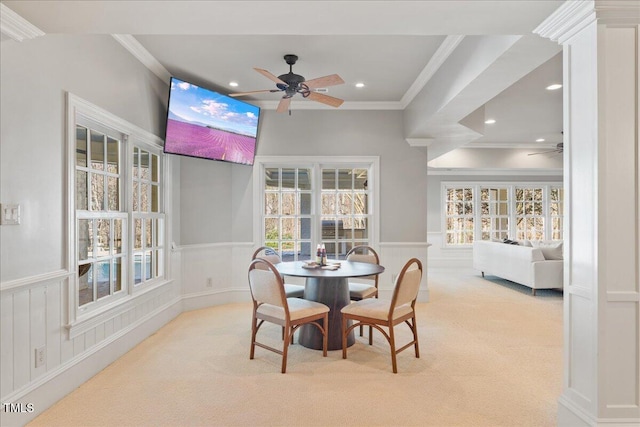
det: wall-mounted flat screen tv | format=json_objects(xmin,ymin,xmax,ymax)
[{"xmin": 164, "ymin": 77, "xmax": 260, "ymax": 166}]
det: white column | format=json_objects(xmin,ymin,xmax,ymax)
[{"xmin": 535, "ymin": 1, "xmax": 640, "ymax": 425}]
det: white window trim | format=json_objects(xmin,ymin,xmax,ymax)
[
  {"xmin": 65, "ymin": 93, "xmax": 172, "ymax": 336},
  {"xmin": 441, "ymin": 181, "xmax": 563, "ymax": 248},
  {"xmin": 253, "ymin": 156, "xmax": 380, "ymax": 252}
]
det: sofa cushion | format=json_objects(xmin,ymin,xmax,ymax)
[{"xmin": 530, "ymin": 240, "xmax": 563, "ymax": 260}]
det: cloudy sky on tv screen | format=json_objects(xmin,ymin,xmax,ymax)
[{"xmin": 165, "ymin": 78, "xmax": 259, "ymax": 165}]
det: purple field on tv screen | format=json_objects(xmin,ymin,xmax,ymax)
[
  {"xmin": 165, "ymin": 119, "xmax": 256, "ymax": 165},
  {"xmin": 164, "ymin": 77, "xmax": 260, "ymax": 165}
]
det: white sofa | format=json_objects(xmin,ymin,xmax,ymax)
[{"xmin": 472, "ymin": 240, "xmax": 563, "ymax": 295}]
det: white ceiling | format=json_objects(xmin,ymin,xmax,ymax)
[{"xmin": 1, "ymin": 0, "xmax": 565, "ymax": 159}]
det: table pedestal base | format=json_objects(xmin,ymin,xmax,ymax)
[{"xmin": 299, "ymin": 277, "xmax": 354, "ymax": 351}]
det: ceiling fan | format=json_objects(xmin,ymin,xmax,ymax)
[
  {"xmin": 528, "ymin": 142, "xmax": 564, "ymax": 156},
  {"xmin": 229, "ymin": 54, "xmax": 345, "ymax": 113}
]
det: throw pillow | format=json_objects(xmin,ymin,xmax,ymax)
[
  {"xmin": 503, "ymin": 238, "xmax": 519, "ymax": 245},
  {"xmin": 530, "ymin": 240, "xmax": 563, "ymax": 260}
]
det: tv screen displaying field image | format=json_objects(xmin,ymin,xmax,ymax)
[{"xmin": 164, "ymin": 77, "xmax": 260, "ymax": 165}]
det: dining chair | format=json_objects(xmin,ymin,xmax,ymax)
[
  {"xmin": 346, "ymin": 245, "xmax": 380, "ymax": 341},
  {"xmin": 248, "ymin": 258, "xmax": 329, "ymax": 373},
  {"xmin": 252, "ymin": 246, "xmax": 305, "ymax": 298},
  {"xmin": 341, "ymin": 258, "xmax": 423, "ymax": 373}
]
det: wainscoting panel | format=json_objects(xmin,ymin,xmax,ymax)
[
  {"xmin": 378, "ymin": 242, "xmax": 429, "ymax": 302},
  {"xmin": 427, "ymin": 232, "xmax": 473, "ymax": 269}
]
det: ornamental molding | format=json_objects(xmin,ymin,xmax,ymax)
[{"xmin": 0, "ymin": 3, "xmax": 45, "ymax": 42}]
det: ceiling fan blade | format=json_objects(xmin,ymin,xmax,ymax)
[
  {"xmin": 228, "ymin": 89, "xmax": 280, "ymax": 97},
  {"xmin": 276, "ymin": 97, "xmax": 292, "ymax": 113},
  {"xmin": 527, "ymin": 149, "xmax": 558, "ymax": 156},
  {"xmin": 254, "ymin": 68, "xmax": 286, "ymax": 85},
  {"xmin": 307, "ymin": 91, "xmax": 344, "ymax": 108},
  {"xmin": 304, "ymin": 74, "xmax": 345, "ymax": 89}
]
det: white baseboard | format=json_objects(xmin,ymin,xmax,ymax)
[{"xmin": 181, "ymin": 288, "xmax": 251, "ymax": 312}]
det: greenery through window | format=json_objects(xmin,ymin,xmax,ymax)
[
  {"xmin": 443, "ymin": 182, "xmax": 563, "ymax": 246},
  {"xmin": 260, "ymin": 161, "xmax": 374, "ymax": 261}
]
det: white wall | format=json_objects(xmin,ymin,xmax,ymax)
[{"xmin": 0, "ymin": 34, "xmax": 181, "ymax": 426}]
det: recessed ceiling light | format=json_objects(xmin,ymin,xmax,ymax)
[
  {"xmin": 229, "ymin": 81, "xmax": 239, "ymax": 87},
  {"xmin": 484, "ymin": 119, "xmax": 496, "ymax": 124},
  {"xmin": 546, "ymin": 84, "xmax": 562, "ymax": 90},
  {"xmin": 355, "ymin": 82, "xmax": 365, "ymax": 88},
  {"xmin": 536, "ymin": 138, "xmax": 545, "ymax": 142}
]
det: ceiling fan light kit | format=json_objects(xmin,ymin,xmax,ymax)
[{"xmin": 229, "ymin": 54, "xmax": 345, "ymax": 113}]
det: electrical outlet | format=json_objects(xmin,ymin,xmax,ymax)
[
  {"xmin": 35, "ymin": 346, "xmax": 45, "ymax": 368},
  {"xmin": 206, "ymin": 277, "xmax": 213, "ymax": 287}
]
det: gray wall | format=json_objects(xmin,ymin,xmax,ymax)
[
  {"xmin": 0, "ymin": 34, "xmax": 169, "ymax": 282},
  {"xmin": 179, "ymin": 109, "xmax": 429, "ymax": 244}
]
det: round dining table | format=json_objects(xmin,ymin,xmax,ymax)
[{"xmin": 276, "ymin": 260, "xmax": 385, "ymax": 351}]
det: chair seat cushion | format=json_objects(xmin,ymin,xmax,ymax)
[
  {"xmin": 257, "ymin": 298, "xmax": 329, "ymax": 321},
  {"xmin": 341, "ymin": 298, "xmax": 413, "ymax": 321},
  {"xmin": 284, "ymin": 284, "xmax": 305, "ymax": 298},
  {"xmin": 348, "ymin": 282, "xmax": 377, "ymax": 300}
]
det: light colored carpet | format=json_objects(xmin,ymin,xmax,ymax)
[{"xmin": 28, "ymin": 268, "xmax": 563, "ymax": 427}]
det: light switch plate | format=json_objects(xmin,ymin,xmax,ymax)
[{"xmin": 1, "ymin": 203, "xmax": 21, "ymax": 225}]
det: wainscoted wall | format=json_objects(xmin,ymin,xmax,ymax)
[
  {"xmin": 179, "ymin": 242, "xmax": 431, "ymax": 309},
  {"xmin": 427, "ymin": 232, "xmax": 473, "ymax": 269},
  {"xmin": 0, "ymin": 252, "xmax": 183, "ymax": 426}
]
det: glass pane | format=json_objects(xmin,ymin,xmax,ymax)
[
  {"xmin": 297, "ymin": 242, "xmax": 311, "ymax": 261},
  {"xmin": 78, "ymin": 263, "xmax": 94, "ymax": 306},
  {"xmin": 134, "ymin": 253, "xmax": 143, "ymax": 284},
  {"xmin": 107, "ymin": 177, "xmax": 119, "ymax": 211},
  {"xmin": 90, "ymin": 130, "xmax": 105, "ymax": 170},
  {"xmin": 322, "ymin": 193, "xmax": 335, "ymax": 215},
  {"xmin": 264, "ymin": 218, "xmax": 279, "ymax": 240},
  {"xmin": 114, "ymin": 219, "xmax": 123, "ymax": 254},
  {"xmin": 297, "ymin": 169, "xmax": 311, "ymax": 190},
  {"xmin": 155, "ymin": 250, "xmax": 164, "ymax": 277},
  {"xmin": 133, "ymin": 147, "xmax": 139, "ymax": 178},
  {"xmin": 322, "ymin": 218, "xmax": 337, "ymax": 239},
  {"xmin": 76, "ymin": 126, "xmax": 87, "ymax": 167},
  {"xmin": 134, "ymin": 218, "xmax": 142, "ymax": 250},
  {"xmin": 353, "ymin": 193, "xmax": 367, "ymax": 214},
  {"xmin": 322, "ymin": 169, "xmax": 336, "ymax": 190},
  {"xmin": 354, "ymin": 169, "xmax": 367, "ymax": 190},
  {"xmin": 353, "ymin": 217, "xmax": 368, "ymax": 239},
  {"xmin": 76, "ymin": 170, "xmax": 88, "ymax": 210},
  {"xmin": 144, "ymin": 250, "xmax": 152, "ymax": 280},
  {"xmin": 265, "ymin": 193, "xmax": 279, "ymax": 215},
  {"xmin": 90, "ymin": 173, "xmax": 105, "ymax": 211},
  {"xmin": 265, "ymin": 168, "xmax": 279, "ymax": 190},
  {"xmin": 145, "ymin": 218, "xmax": 152, "ymax": 248},
  {"xmin": 151, "ymin": 154, "xmax": 159, "ymax": 182},
  {"xmin": 133, "ymin": 181, "xmax": 139, "ymax": 212},
  {"xmin": 282, "ymin": 168, "xmax": 295, "ymax": 189},
  {"xmin": 299, "ymin": 193, "xmax": 311, "ymax": 215},
  {"xmin": 140, "ymin": 182, "xmax": 149, "ymax": 212},
  {"xmin": 78, "ymin": 219, "xmax": 93, "ymax": 260},
  {"xmin": 338, "ymin": 169, "xmax": 352, "ymax": 190},
  {"xmin": 324, "ymin": 242, "xmax": 337, "ymax": 259},
  {"xmin": 96, "ymin": 260, "xmax": 110, "ymax": 300},
  {"xmin": 281, "ymin": 217, "xmax": 295, "ymax": 241},
  {"xmin": 96, "ymin": 219, "xmax": 110, "ymax": 257},
  {"xmin": 113, "ymin": 258, "xmax": 122, "ymax": 292},
  {"xmin": 151, "ymin": 184, "xmax": 159, "ymax": 212},
  {"xmin": 338, "ymin": 193, "xmax": 353, "ymax": 215},
  {"xmin": 281, "ymin": 193, "xmax": 295, "ymax": 215},
  {"xmin": 298, "ymin": 218, "xmax": 311, "ymax": 239},
  {"xmin": 106, "ymin": 137, "xmax": 119, "ymax": 174},
  {"xmin": 139, "ymin": 150, "xmax": 150, "ymax": 179}
]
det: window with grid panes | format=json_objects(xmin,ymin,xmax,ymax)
[
  {"xmin": 480, "ymin": 187, "xmax": 509, "ymax": 241},
  {"xmin": 321, "ymin": 168, "xmax": 370, "ymax": 259},
  {"xmin": 75, "ymin": 124, "xmax": 126, "ymax": 307},
  {"xmin": 550, "ymin": 186, "xmax": 563, "ymax": 240},
  {"xmin": 445, "ymin": 187, "xmax": 475, "ymax": 245},
  {"xmin": 75, "ymin": 113, "xmax": 165, "ymax": 312},
  {"xmin": 264, "ymin": 167, "xmax": 313, "ymax": 261},
  {"xmin": 515, "ymin": 187, "xmax": 545, "ymax": 240}
]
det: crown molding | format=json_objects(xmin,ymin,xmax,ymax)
[
  {"xmin": 401, "ymin": 35, "xmax": 465, "ymax": 108},
  {"xmin": 0, "ymin": 3, "xmax": 45, "ymax": 42},
  {"xmin": 406, "ymin": 138, "xmax": 434, "ymax": 147},
  {"xmin": 535, "ymin": 0, "xmax": 640, "ymax": 44},
  {"xmin": 111, "ymin": 34, "xmax": 171, "ymax": 84},
  {"xmin": 427, "ymin": 167, "xmax": 563, "ymax": 176},
  {"xmin": 466, "ymin": 141, "xmax": 560, "ymax": 149},
  {"xmin": 252, "ymin": 100, "xmax": 404, "ymax": 111}
]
